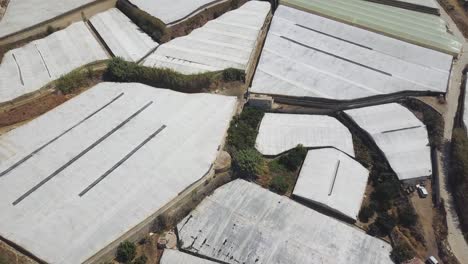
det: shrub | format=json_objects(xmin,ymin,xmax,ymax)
[
  {"xmin": 398, "ymin": 205, "xmax": 418, "ymax": 227},
  {"xmin": 450, "ymin": 128, "xmax": 468, "ymax": 238},
  {"xmin": 117, "ymin": 1, "xmax": 166, "ymax": 42},
  {"xmin": 233, "ymin": 148, "xmax": 264, "ymax": 179},
  {"xmin": 106, "ymin": 58, "xmax": 245, "ymax": 93},
  {"xmin": 132, "ymin": 256, "xmax": 148, "ymax": 264},
  {"xmin": 358, "ymin": 205, "xmax": 375, "ymax": 223},
  {"xmin": 372, "ymin": 180, "xmax": 400, "ymax": 203},
  {"xmin": 56, "ymin": 67, "xmax": 94, "ymax": 94},
  {"xmin": 226, "ymin": 107, "xmax": 264, "ymax": 151},
  {"xmin": 116, "ymin": 241, "xmax": 136, "ymax": 263},
  {"xmin": 270, "ymin": 174, "xmax": 289, "ymax": 194},
  {"xmin": 375, "ymin": 213, "xmax": 397, "ymax": 235},
  {"xmin": 223, "ymin": 68, "xmax": 245, "ymax": 82},
  {"xmin": 278, "ymin": 145, "xmax": 307, "ymax": 171},
  {"xmin": 391, "ymin": 242, "xmax": 415, "ymax": 263}
]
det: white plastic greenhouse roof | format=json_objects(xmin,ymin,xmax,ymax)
[
  {"xmin": 177, "ymin": 179, "xmax": 393, "ymax": 264},
  {"xmin": 250, "ymin": 5, "xmax": 452, "ymax": 100},
  {"xmin": 0, "ymin": 22, "xmax": 108, "ymax": 104},
  {"xmin": 160, "ymin": 250, "xmax": 217, "ymax": 264},
  {"xmin": 0, "ymin": 83, "xmax": 236, "ymax": 264},
  {"xmin": 255, "ymin": 113, "xmax": 355, "ymax": 157},
  {"xmin": 293, "ymin": 148, "xmax": 369, "ymax": 220},
  {"xmin": 0, "ymin": 0, "xmax": 96, "ymax": 38},
  {"xmin": 143, "ymin": 1, "xmax": 270, "ymax": 74},
  {"xmin": 345, "ymin": 103, "xmax": 432, "ymax": 181},
  {"xmin": 128, "ymin": 0, "xmax": 226, "ymax": 25},
  {"xmin": 89, "ymin": 8, "xmax": 159, "ymax": 62}
]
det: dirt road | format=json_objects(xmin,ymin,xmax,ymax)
[{"xmin": 436, "ymin": 3, "xmax": 468, "ymax": 263}]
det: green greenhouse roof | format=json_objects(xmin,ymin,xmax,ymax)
[{"xmin": 280, "ymin": 0, "xmax": 462, "ymax": 56}]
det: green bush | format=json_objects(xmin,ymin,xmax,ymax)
[
  {"xmin": 278, "ymin": 145, "xmax": 307, "ymax": 171},
  {"xmin": 391, "ymin": 243, "xmax": 415, "ymax": 263},
  {"xmin": 106, "ymin": 58, "xmax": 244, "ymax": 93},
  {"xmin": 270, "ymin": 174, "xmax": 289, "ymax": 194},
  {"xmin": 375, "ymin": 213, "xmax": 397, "ymax": 235},
  {"xmin": 450, "ymin": 128, "xmax": 468, "ymax": 238},
  {"xmin": 132, "ymin": 256, "xmax": 148, "ymax": 264},
  {"xmin": 227, "ymin": 107, "xmax": 264, "ymax": 151},
  {"xmin": 372, "ymin": 180, "xmax": 400, "ymax": 204},
  {"xmin": 116, "ymin": 241, "xmax": 136, "ymax": 263},
  {"xmin": 56, "ymin": 67, "xmax": 94, "ymax": 94},
  {"xmin": 223, "ymin": 68, "xmax": 245, "ymax": 82},
  {"xmin": 117, "ymin": 0, "xmax": 166, "ymax": 42},
  {"xmin": 358, "ymin": 205, "xmax": 375, "ymax": 223},
  {"xmin": 233, "ymin": 148, "xmax": 264, "ymax": 179},
  {"xmin": 398, "ymin": 205, "xmax": 418, "ymax": 227}
]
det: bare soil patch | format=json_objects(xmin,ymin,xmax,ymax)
[{"xmin": 439, "ymin": 0, "xmax": 468, "ymax": 38}]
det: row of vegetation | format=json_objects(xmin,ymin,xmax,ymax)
[
  {"xmin": 116, "ymin": 0, "xmax": 166, "ymax": 42},
  {"xmin": 105, "ymin": 58, "xmax": 245, "ymax": 93},
  {"xmin": 227, "ymin": 107, "xmax": 307, "ymax": 195},
  {"xmin": 449, "ymin": 128, "xmax": 468, "ymax": 241},
  {"xmin": 351, "ymin": 127, "xmax": 423, "ymax": 263},
  {"xmin": 55, "ymin": 66, "xmax": 103, "ymax": 94},
  {"xmin": 110, "ymin": 241, "xmax": 147, "ymax": 264}
]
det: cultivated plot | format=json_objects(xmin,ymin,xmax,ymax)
[
  {"xmin": 143, "ymin": 1, "xmax": 270, "ymax": 74},
  {"xmin": 90, "ymin": 8, "xmax": 159, "ymax": 62},
  {"xmin": 0, "ymin": 22, "xmax": 108, "ymax": 103},
  {"xmin": 292, "ymin": 148, "xmax": 369, "ymax": 220},
  {"xmin": 0, "ymin": 0, "xmax": 97, "ymax": 39},
  {"xmin": 177, "ymin": 179, "xmax": 394, "ymax": 264},
  {"xmin": 255, "ymin": 113, "xmax": 354, "ymax": 156},
  {"xmin": 160, "ymin": 250, "xmax": 217, "ymax": 264},
  {"xmin": 345, "ymin": 103, "xmax": 432, "ymax": 181},
  {"xmin": 250, "ymin": 5, "xmax": 452, "ymax": 100},
  {"xmin": 0, "ymin": 82, "xmax": 236, "ymax": 264}
]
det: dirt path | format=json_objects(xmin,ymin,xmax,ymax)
[
  {"xmin": 410, "ymin": 183, "xmax": 439, "ymax": 258},
  {"xmin": 436, "ymin": 3, "xmax": 468, "ymax": 263}
]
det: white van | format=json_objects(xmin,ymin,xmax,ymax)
[
  {"xmin": 416, "ymin": 185, "xmax": 428, "ymax": 198},
  {"xmin": 427, "ymin": 256, "xmax": 439, "ymax": 264}
]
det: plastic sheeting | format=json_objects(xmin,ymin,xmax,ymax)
[
  {"xmin": 0, "ymin": 22, "xmax": 108, "ymax": 103},
  {"xmin": 293, "ymin": 148, "xmax": 368, "ymax": 220},
  {"xmin": 143, "ymin": 1, "xmax": 270, "ymax": 74},
  {"xmin": 255, "ymin": 113, "xmax": 355, "ymax": 156},
  {"xmin": 0, "ymin": 83, "xmax": 236, "ymax": 264},
  {"xmin": 249, "ymin": 5, "xmax": 452, "ymax": 100},
  {"xmin": 0, "ymin": 0, "xmax": 96, "ymax": 38},
  {"xmin": 177, "ymin": 179, "xmax": 394, "ymax": 264},
  {"xmin": 345, "ymin": 103, "xmax": 432, "ymax": 181},
  {"xmin": 89, "ymin": 8, "xmax": 159, "ymax": 62},
  {"xmin": 280, "ymin": 0, "xmax": 461, "ymax": 55}
]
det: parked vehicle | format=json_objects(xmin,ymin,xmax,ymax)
[
  {"xmin": 416, "ymin": 184, "xmax": 428, "ymax": 198},
  {"xmin": 427, "ymin": 256, "xmax": 439, "ymax": 264}
]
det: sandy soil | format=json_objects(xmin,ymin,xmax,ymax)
[
  {"xmin": 0, "ymin": 240, "xmax": 37, "ymax": 264},
  {"xmin": 410, "ymin": 182, "xmax": 440, "ymax": 260},
  {"xmin": 439, "ymin": 0, "xmax": 468, "ymax": 38}
]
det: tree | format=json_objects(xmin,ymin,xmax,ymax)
[
  {"xmin": 116, "ymin": 241, "xmax": 136, "ymax": 263},
  {"xmin": 398, "ymin": 205, "xmax": 417, "ymax": 227},
  {"xmin": 270, "ymin": 175, "xmax": 289, "ymax": 194},
  {"xmin": 233, "ymin": 148, "xmax": 264, "ymax": 179},
  {"xmin": 391, "ymin": 243, "xmax": 414, "ymax": 263},
  {"xmin": 358, "ymin": 205, "xmax": 375, "ymax": 223},
  {"xmin": 278, "ymin": 145, "xmax": 307, "ymax": 171},
  {"xmin": 133, "ymin": 256, "xmax": 148, "ymax": 264}
]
